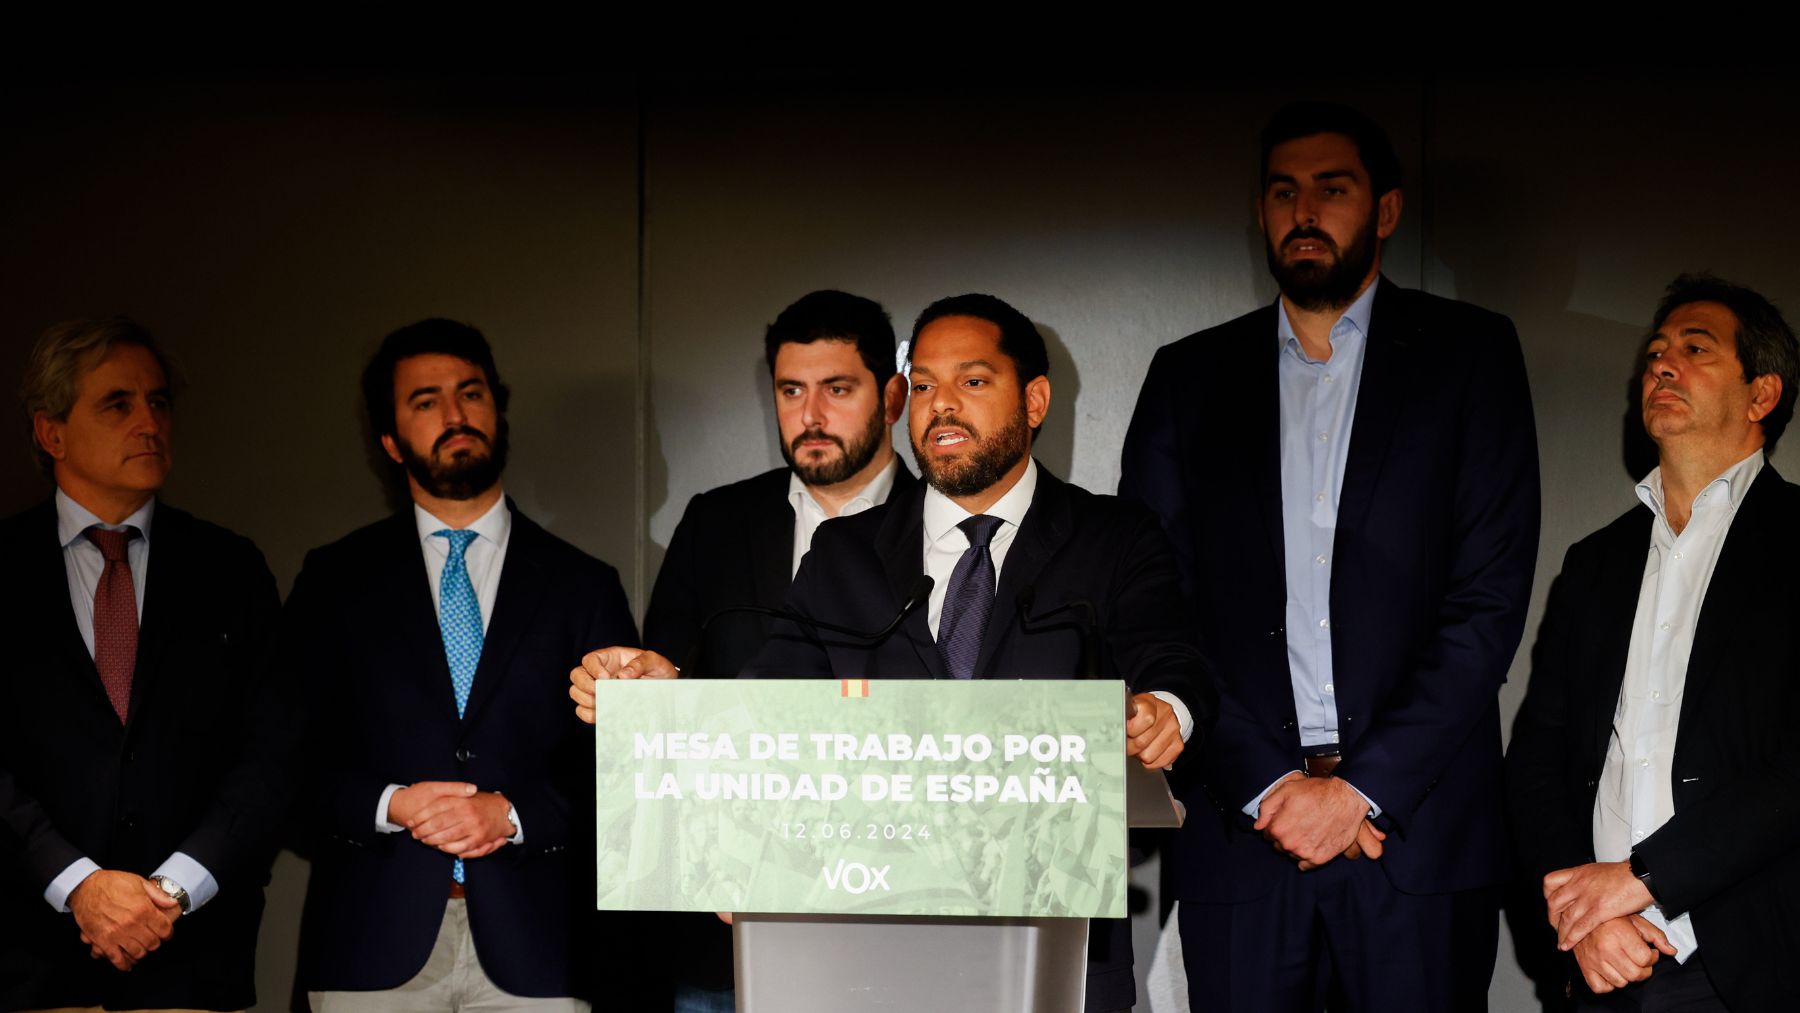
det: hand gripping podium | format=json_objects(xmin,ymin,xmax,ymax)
[{"xmin": 592, "ymin": 679, "xmax": 1183, "ymax": 1013}]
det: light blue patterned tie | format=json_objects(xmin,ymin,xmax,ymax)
[{"xmin": 433, "ymin": 528, "xmax": 482, "ymax": 884}]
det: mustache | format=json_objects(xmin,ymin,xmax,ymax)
[
  {"xmin": 1647, "ymin": 379, "xmax": 1688, "ymax": 403},
  {"xmin": 1281, "ymin": 226, "xmax": 1338, "ymax": 253},
  {"xmin": 433, "ymin": 425, "xmax": 492, "ymax": 454},
  {"xmin": 923, "ymin": 415, "xmax": 982, "ymax": 441},
  {"xmin": 790, "ymin": 427, "xmax": 845, "ymax": 454}
]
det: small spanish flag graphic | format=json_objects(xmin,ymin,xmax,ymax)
[{"xmin": 840, "ymin": 679, "xmax": 869, "ymax": 699}]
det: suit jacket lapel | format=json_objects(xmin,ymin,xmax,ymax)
[
  {"xmin": 27, "ymin": 500, "xmax": 114, "ymax": 720},
  {"xmin": 1583, "ymin": 508, "xmax": 1655, "ymax": 771},
  {"xmin": 750, "ymin": 481, "xmax": 796, "ymax": 610},
  {"xmin": 386, "ymin": 513, "xmax": 462, "ymax": 723},
  {"xmin": 460, "ymin": 504, "xmax": 547, "ymax": 727},
  {"xmin": 874, "ymin": 485, "xmax": 947, "ymax": 679},
  {"xmin": 1678, "ymin": 467, "xmax": 1780, "ymax": 728},
  {"xmin": 977, "ymin": 466, "xmax": 1071, "ymax": 679},
  {"xmin": 1245, "ymin": 304, "xmax": 1287, "ymax": 573},
  {"xmin": 1335, "ymin": 279, "xmax": 1411, "ymax": 537},
  {"xmin": 130, "ymin": 504, "xmax": 182, "ymax": 726}
]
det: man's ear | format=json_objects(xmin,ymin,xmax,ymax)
[
  {"xmin": 883, "ymin": 373, "xmax": 907, "ymax": 426},
  {"xmin": 1749, "ymin": 373, "xmax": 1783, "ymax": 425},
  {"xmin": 1376, "ymin": 188, "xmax": 1404, "ymax": 241},
  {"xmin": 380, "ymin": 433, "xmax": 404, "ymax": 465},
  {"xmin": 33, "ymin": 411, "xmax": 66, "ymax": 462},
  {"xmin": 1025, "ymin": 376, "xmax": 1051, "ymax": 431}
]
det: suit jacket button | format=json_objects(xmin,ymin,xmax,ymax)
[{"xmin": 455, "ymin": 748, "xmax": 473, "ymax": 762}]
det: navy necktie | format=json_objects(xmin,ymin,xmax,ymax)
[{"xmin": 938, "ymin": 515, "xmax": 1004, "ymax": 680}]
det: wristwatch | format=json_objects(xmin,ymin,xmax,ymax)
[
  {"xmin": 1628, "ymin": 851, "xmax": 1658, "ymax": 903},
  {"xmin": 150, "ymin": 874, "xmax": 191, "ymax": 915}
]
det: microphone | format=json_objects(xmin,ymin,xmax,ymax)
[
  {"xmin": 690, "ymin": 575, "xmax": 936, "ymax": 672},
  {"xmin": 1017, "ymin": 585, "xmax": 1105, "ymax": 680}
]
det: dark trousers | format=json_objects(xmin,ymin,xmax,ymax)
[
  {"xmin": 1179, "ymin": 856, "xmax": 1498, "ymax": 1013},
  {"xmin": 1573, "ymin": 951, "xmax": 1730, "ymax": 1013}
]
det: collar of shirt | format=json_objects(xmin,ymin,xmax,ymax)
[
  {"xmin": 1276, "ymin": 275, "xmax": 1378, "ymax": 363},
  {"xmin": 56, "ymin": 487, "xmax": 155, "ymax": 548},
  {"xmin": 787, "ymin": 454, "xmax": 901, "ymax": 520},
  {"xmin": 413, "ymin": 491, "xmax": 512, "ymax": 551},
  {"xmin": 1634, "ymin": 449, "xmax": 1764, "ymax": 537},
  {"xmin": 923, "ymin": 457, "xmax": 1037, "ymax": 550}
]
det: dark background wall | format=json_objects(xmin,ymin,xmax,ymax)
[{"xmin": 4, "ymin": 72, "xmax": 1795, "ymax": 1011}]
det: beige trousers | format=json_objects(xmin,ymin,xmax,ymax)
[{"xmin": 308, "ymin": 898, "xmax": 588, "ymax": 1013}]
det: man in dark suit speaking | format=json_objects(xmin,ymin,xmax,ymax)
[
  {"xmin": 292, "ymin": 319, "xmax": 638, "ymax": 1010},
  {"xmin": 574, "ymin": 293, "xmax": 1214, "ymax": 1012},
  {"xmin": 1507, "ymin": 275, "xmax": 1800, "ymax": 1012},
  {"xmin": 1118, "ymin": 101, "xmax": 1541, "ymax": 1011},
  {"xmin": 0, "ymin": 318, "xmax": 291, "ymax": 1012}
]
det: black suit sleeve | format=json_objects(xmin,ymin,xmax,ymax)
[
  {"xmin": 643, "ymin": 493, "xmax": 706, "ymax": 668},
  {"xmin": 0, "ymin": 767, "xmax": 85, "ymax": 889},
  {"xmin": 1504, "ymin": 543, "xmax": 1605, "ymax": 883},
  {"xmin": 1104, "ymin": 509, "xmax": 1216, "ymax": 735},
  {"xmin": 1121, "ymin": 344, "xmax": 1288, "ymax": 808},
  {"xmin": 168, "ymin": 543, "xmax": 291, "ymax": 889}
]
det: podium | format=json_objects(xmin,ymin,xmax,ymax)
[
  {"xmin": 733, "ymin": 762, "xmax": 1182, "ymax": 1012},
  {"xmin": 592, "ymin": 679, "xmax": 1183, "ymax": 1013}
]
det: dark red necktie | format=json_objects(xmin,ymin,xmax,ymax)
[{"xmin": 86, "ymin": 526, "xmax": 140, "ymax": 723}]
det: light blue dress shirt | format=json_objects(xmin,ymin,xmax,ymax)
[
  {"xmin": 47, "ymin": 490, "xmax": 219, "ymax": 914},
  {"xmin": 1244, "ymin": 280, "xmax": 1384, "ymax": 818}
]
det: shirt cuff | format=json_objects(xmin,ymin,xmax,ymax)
[
  {"xmin": 1337, "ymin": 778, "xmax": 1382, "ymax": 819},
  {"xmin": 1148, "ymin": 691, "xmax": 1193, "ymax": 742},
  {"xmin": 1242, "ymin": 772, "xmax": 1306, "ymax": 819},
  {"xmin": 45, "ymin": 857, "xmax": 100, "ymax": 912},
  {"xmin": 154, "ymin": 852, "xmax": 219, "ymax": 913},
  {"xmin": 377, "ymin": 783, "xmax": 405, "ymax": 833},
  {"xmin": 506, "ymin": 804, "xmax": 523, "ymax": 845}
]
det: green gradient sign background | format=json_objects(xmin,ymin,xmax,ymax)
[{"xmin": 595, "ymin": 679, "xmax": 1127, "ymax": 918}]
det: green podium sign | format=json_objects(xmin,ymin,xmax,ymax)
[{"xmin": 594, "ymin": 679, "xmax": 1127, "ymax": 918}]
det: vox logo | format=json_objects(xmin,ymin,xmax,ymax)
[{"xmin": 821, "ymin": 859, "xmax": 892, "ymax": 894}]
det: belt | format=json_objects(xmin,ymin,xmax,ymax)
[
  {"xmin": 449, "ymin": 882, "xmax": 466, "ymax": 899},
  {"xmin": 1303, "ymin": 752, "xmax": 1342, "ymax": 777}
]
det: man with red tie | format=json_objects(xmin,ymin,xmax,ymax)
[{"xmin": 0, "ymin": 317, "xmax": 291, "ymax": 1011}]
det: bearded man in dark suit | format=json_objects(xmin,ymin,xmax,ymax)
[
  {"xmin": 292, "ymin": 319, "xmax": 639, "ymax": 1011},
  {"xmin": 1118, "ymin": 101, "xmax": 1541, "ymax": 1012}
]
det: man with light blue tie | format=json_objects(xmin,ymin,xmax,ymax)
[
  {"xmin": 291, "ymin": 319, "xmax": 641, "ymax": 1010},
  {"xmin": 0, "ymin": 317, "xmax": 290, "ymax": 1011}
]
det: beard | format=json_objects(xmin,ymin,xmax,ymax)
[
  {"xmin": 781, "ymin": 401, "xmax": 888, "ymax": 487},
  {"xmin": 395, "ymin": 419, "xmax": 508, "ymax": 500},
  {"xmin": 1265, "ymin": 210, "xmax": 1380, "ymax": 313},
  {"xmin": 911, "ymin": 405, "xmax": 1031, "ymax": 499}
]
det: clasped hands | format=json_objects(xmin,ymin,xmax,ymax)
[
  {"xmin": 1542, "ymin": 860, "xmax": 1673, "ymax": 994},
  {"xmin": 388, "ymin": 782, "xmax": 515, "ymax": 860},
  {"xmin": 1254, "ymin": 771, "xmax": 1386, "ymax": 871},
  {"xmin": 69, "ymin": 869, "xmax": 180, "ymax": 971}
]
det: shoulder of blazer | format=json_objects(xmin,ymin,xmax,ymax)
[
  {"xmin": 688, "ymin": 466, "xmax": 794, "ymax": 516},
  {"xmin": 1157, "ymin": 302, "xmax": 1279, "ymax": 366},
  {"xmin": 505, "ymin": 501, "xmax": 623, "ymax": 586}
]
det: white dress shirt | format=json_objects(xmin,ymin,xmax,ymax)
[
  {"xmin": 46, "ymin": 491, "xmax": 219, "ymax": 914},
  {"xmin": 1592, "ymin": 449, "xmax": 1764, "ymax": 962},
  {"xmin": 920, "ymin": 460, "xmax": 1192, "ymax": 741},
  {"xmin": 789, "ymin": 456, "xmax": 900, "ymax": 578},
  {"xmin": 375, "ymin": 494, "xmax": 522, "ymax": 843}
]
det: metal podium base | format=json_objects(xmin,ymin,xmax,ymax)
[{"xmin": 734, "ymin": 913, "xmax": 1090, "ymax": 1013}]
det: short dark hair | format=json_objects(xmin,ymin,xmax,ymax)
[
  {"xmin": 1650, "ymin": 273, "xmax": 1800, "ymax": 451},
  {"xmin": 361, "ymin": 318, "xmax": 510, "ymax": 443},
  {"xmin": 908, "ymin": 293, "xmax": 1050, "ymax": 386},
  {"xmin": 764, "ymin": 290, "xmax": 897, "ymax": 384},
  {"xmin": 21, "ymin": 317, "xmax": 178, "ymax": 476},
  {"xmin": 1260, "ymin": 101, "xmax": 1402, "ymax": 197}
]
